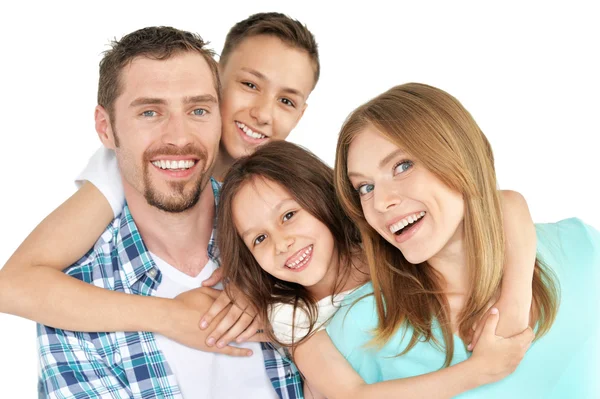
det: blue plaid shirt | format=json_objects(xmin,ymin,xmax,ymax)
[{"xmin": 37, "ymin": 178, "xmax": 303, "ymax": 398}]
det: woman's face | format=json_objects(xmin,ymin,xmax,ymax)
[
  {"xmin": 232, "ymin": 178, "xmax": 337, "ymax": 291},
  {"xmin": 346, "ymin": 125, "xmax": 465, "ymax": 264}
]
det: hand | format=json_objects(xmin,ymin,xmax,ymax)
[
  {"xmin": 199, "ymin": 285, "xmax": 264, "ymax": 348},
  {"xmin": 201, "ymin": 267, "xmax": 224, "ymax": 287},
  {"xmin": 468, "ymin": 296, "xmax": 531, "ymax": 351},
  {"xmin": 469, "ymin": 308, "xmax": 534, "ymax": 384},
  {"xmin": 161, "ymin": 287, "xmax": 253, "ymax": 357}
]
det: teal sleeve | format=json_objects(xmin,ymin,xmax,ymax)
[{"xmin": 326, "ymin": 287, "xmax": 383, "ymax": 383}]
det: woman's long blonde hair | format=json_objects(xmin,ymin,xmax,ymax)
[{"xmin": 334, "ymin": 83, "xmax": 559, "ymax": 367}]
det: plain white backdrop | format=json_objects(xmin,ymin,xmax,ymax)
[{"xmin": 1, "ymin": 0, "xmax": 598, "ymax": 397}]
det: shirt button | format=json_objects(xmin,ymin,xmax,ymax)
[
  {"xmin": 148, "ymin": 268, "xmax": 157, "ymax": 278},
  {"xmin": 114, "ymin": 352, "xmax": 122, "ymax": 364}
]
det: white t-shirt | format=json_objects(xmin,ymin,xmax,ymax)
[
  {"xmin": 151, "ymin": 254, "xmax": 278, "ymax": 399},
  {"xmin": 269, "ymin": 289, "xmax": 354, "ymax": 345},
  {"xmin": 76, "ymin": 146, "xmax": 124, "ymax": 217}
]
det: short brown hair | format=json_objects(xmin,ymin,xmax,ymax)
[
  {"xmin": 98, "ymin": 26, "xmax": 220, "ymax": 119},
  {"xmin": 218, "ymin": 140, "xmax": 361, "ymax": 347},
  {"xmin": 220, "ymin": 12, "xmax": 320, "ymax": 87}
]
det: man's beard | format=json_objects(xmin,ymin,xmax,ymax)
[{"xmin": 142, "ymin": 145, "xmax": 211, "ymax": 213}]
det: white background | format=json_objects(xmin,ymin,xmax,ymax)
[{"xmin": 1, "ymin": 0, "xmax": 598, "ymax": 397}]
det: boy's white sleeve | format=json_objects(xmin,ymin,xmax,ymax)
[{"xmin": 75, "ymin": 146, "xmax": 124, "ymax": 218}]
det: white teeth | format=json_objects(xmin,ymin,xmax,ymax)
[
  {"xmin": 389, "ymin": 212, "xmax": 426, "ymax": 234},
  {"xmin": 152, "ymin": 159, "xmax": 196, "ymax": 170},
  {"xmin": 285, "ymin": 245, "xmax": 313, "ymax": 269},
  {"xmin": 236, "ymin": 121, "xmax": 266, "ymax": 139}
]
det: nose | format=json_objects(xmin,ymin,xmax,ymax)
[
  {"xmin": 162, "ymin": 113, "xmax": 193, "ymax": 147},
  {"xmin": 373, "ymin": 180, "xmax": 402, "ymax": 213},
  {"xmin": 249, "ymin": 96, "xmax": 274, "ymax": 126},
  {"xmin": 274, "ymin": 233, "xmax": 295, "ymax": 255}
]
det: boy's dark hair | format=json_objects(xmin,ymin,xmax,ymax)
[
  {"xmin": 220, "ymin": 12, "xmax": 320, "ymax": 87},
  {"xmin": 98, "ymin": 26, "xmax": 220, "ymax": 119}
]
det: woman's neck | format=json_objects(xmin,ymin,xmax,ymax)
[{"xmin": 428, "ymin": 227, "xmax": 470, "ymax": 296}]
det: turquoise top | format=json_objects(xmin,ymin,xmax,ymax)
[{"xmin": 326, "ymin": 218, "xmax": 600, "ymax": 398}]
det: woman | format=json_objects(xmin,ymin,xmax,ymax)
[
  {"xmin": 213, "ymin": 139, "xmax": 535, "ymax": 398},
  {"xmin": 324, "ymin": 82, "xmax": 599, "ymax": 398}
]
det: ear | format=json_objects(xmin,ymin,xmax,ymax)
[{"xmin": 95, "ymin": 105, "xmax": 117, "ymax": 150}]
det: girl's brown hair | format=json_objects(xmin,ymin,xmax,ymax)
[
  {"xmin": 335, "ymin": 83, "xmax": 559, "ymax": 367},
  {"xmin": 217, "ymin": 140, "xmax": 362, "ymax": 346}
]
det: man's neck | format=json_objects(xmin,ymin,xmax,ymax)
[{"xmin": 124, "ymin": 180, "xmax": 215, "ymax": 277}]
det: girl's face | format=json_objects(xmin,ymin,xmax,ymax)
[
  {"xmin": 346, "ymin": 126, "xmax": 465, "ymax": 264},
  {"xmin": 232, "ymin": 178, "xmax": 337, "ymax": 292}
]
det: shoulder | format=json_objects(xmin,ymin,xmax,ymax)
[
  {"xmin": 269, "ymin": 302, "xmax": 312, "ymax": 344},
  {"xmin": 536, "ymin": 217, "xmax": 600, "ymax": 267},
  {"xmin": 326, "ymin": 283, "xmax": 378, "ymax": 348}
]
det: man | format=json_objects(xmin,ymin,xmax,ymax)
[{"xmin": 35, "ymin": 26, "xmax": 300, "ymax": 398}]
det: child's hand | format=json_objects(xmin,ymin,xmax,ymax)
[
  {"xmin": 468, "ymin": 296, "xmax": 531, "ymax": 351},
  {"xmin": 469, "ymin": 308, "xmax": 534, "ymax": 384}
]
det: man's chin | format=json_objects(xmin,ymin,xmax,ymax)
[
  {"xmin": 145, "ymin": 194, "xmax": 200, "ymax": 213},
  {"xmin": 144, "ymin": 185, "xmax": 203, "ymax": 214}
]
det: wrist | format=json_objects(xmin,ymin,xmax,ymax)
[
  {"xmin": 148, "ymin": 297, "xmax": 181, "ymax": 335},
  {"xmin": 464, "ymin": 356, "xmax": 494, "ymax": 387}
]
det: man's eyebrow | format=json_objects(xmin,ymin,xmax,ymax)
[
  {"xmin": 184, "ymin": 94, "xmax": 218, "ymax": 104},
  {"xmin": 130, "ymin": 97, "xmax": 166, "ymax": 107},
  {"xmin": 241, "ymin": 67, "xmax": 305, "ymax": 99}
]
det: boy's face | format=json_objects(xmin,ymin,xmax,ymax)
[{"xmin": 219, "ymin": 34, "xmax": 315, "ymax": 160}]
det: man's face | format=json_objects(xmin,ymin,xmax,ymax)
[
  {"xmin": 100, "ymin": 52, "xmax": 221, "ymax": 212},
  {"xmin": 219, "ymin": 35, "xmax": 316, "ymax": 160}
]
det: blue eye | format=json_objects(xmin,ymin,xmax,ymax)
[
  {"xmin": 357, "ymin": 184, "xmax": 374, "ymax": 196},
  {"xmin": 142, "ymin": 110, "xmax": 157, "ymax": 117},
  {"xmin": 192, "ymin": 108, "xmax": 207, "ymax": 116},
  {"xmin": 283, "ymin": 211, "xmax": 296, "ymax": 222},
  {"xmin": 394, "ymin": 160, "xmax": 413, "ymax": 175},
  {"xmin": 253, "ymin": 234, "xmax": 266, "ymax": 245}
]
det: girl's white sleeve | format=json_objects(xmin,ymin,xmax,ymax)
[{"xmin": 75, "ymin": 146, "xmax": 124, "ymax": 218}]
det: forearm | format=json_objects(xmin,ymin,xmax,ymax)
[
  {"xmin": 350, "ymin": 360, "xmax": 484, "ymax": 399},
  {"xmin": 0, "ymin": 265, "xmax": 171, "ymax": 333},
  {"xmin": 296, "ymin": 331, "xmax": 487, "ymax": 399}
]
